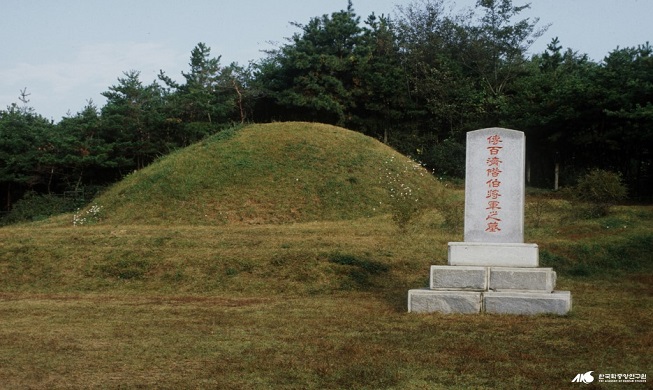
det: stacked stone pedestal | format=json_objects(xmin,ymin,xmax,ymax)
[{"xmin": 408, "ymin": 243, "xmax": 572, "ymax": 315}]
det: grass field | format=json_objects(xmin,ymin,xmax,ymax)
[
  {"xmin": 0, "ymin": 123, "xmax": 651, "ymax": 388},
  {"xmin": 1, "ymin": 200, "xmax": 651, "ymax": 389}
]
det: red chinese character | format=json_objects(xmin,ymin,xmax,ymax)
[
  {"xmin": 486, "ymin": 156, "xmax": 502, "ymax": 167},
  {"xmin": 486, "ymin": 189, "xmax": 501, "ymax": 199},
  {"xmin": 487, "ymin": 134, "xmax": 503, "ymax": 145},
  {"xmin": 486, "ymin": 221, "xmax": 501, "ymax": 232},
  {"xmin": 486, "ymin": 211, "xmax": 501, "ymax": 221},
  {"xmin": 486, "ymin": 167, "xmax": 502, "ymax": 177},
  {"xmin": 486, "ymin": 201, "xmax": 501, "ymax": 210},
  {"xmin": 486, "ymin": 179, "xmax": 501, "ymax": 188},
  {"xmin": 487, "ymin": 146, "xmax": 503, "ymax": 155}
]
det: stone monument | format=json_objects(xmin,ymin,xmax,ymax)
[{"xmin": 408, "ymin": 128, "xmax": 572, "ymax": 315}]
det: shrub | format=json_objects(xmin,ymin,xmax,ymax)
[
  {"xmin": 423, "ymin": 138, "xmax": 465, "ymax": 179},
  {"xmin": 2, "ymin": 192, "xmax": 83, "ymax": 225},
  {"xmin": 541, "ymin": 233, "xmax": 653, "ymax": 276},
  {"xmin": 379, "ymin": 155, "xmax": 428, "ymax": 231},
  {"xmin": 572, "ymin": 169, "xmax": 628, "ymax": 217}
]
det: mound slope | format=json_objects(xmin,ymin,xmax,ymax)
[{"xmin": 90, "ymin": 122, "xmax": 443, "ymax": 225}]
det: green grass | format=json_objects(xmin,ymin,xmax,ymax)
[
  {"xmin": 0, "ymin": 217, "xmax": 447, "ymax": 296},
  {"xmin": 0, "ymin": 123, "xmax": 651, "ymax": 388},
  {"xmin": 63, "ymin": 122, "xmax": 443, "ymax": 226}
]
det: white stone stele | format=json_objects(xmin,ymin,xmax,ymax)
[
  {"xmin": 448, "ymin": 242, "xmax": 538, "ymax": 267},
  {"xmin": 464, "ymin": 128, "xmax": 525, "ymax": 244},
  {"xmin": 407, "ymin": 127, "xmax": 571, "ymax": 315}
]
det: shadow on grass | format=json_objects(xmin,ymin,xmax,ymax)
[
  {"xmin": 327, "ymin": 252, "xmax": 428, "ymax": 312},
  {"xmin": 328, "ymin": 252, "xmax": 389, "ymax": 290}
]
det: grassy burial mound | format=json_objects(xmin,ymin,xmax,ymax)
[{"xmin": 83, "ymin": 122, "xmax": 444, "ymax": 225}]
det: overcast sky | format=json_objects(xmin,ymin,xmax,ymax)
[{"xmin": 2, "ymin": 0, "xmax": 652, "ymax": 122}]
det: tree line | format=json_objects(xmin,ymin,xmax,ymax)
[{"xmin": 1, "ymin": 0, "xmax": 651, "ymax": 216}]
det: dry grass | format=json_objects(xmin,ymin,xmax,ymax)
[
  {"xmin": 1, "ymin": 200, "xmax": 652, "ymax": 388},
  {"xmin": 0, "ymin": 279, "xmax": 650, "ymax": 389}
]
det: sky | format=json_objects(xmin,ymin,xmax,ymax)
[{"xmin": 1, "ymin": 0, "xmax": 652, "ymax": 122}]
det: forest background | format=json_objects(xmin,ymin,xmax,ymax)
[{"xmin": 1, "ymin": 0, "xmax": 651, "ymax": 221}]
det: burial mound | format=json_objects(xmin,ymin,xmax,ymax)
[{"xmin": 89, "ymin": 122, "xmax": 443, "ymax": 225}]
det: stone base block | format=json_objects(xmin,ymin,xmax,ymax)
[
  {"xmin": 489, "ymin": 267, "xmax": 556, "ymax": 292},
  {"xmin": 448, "ymin": 242, "xmax": 539, "ymax": 267},
  {"xmin": 408, "ymin": 289, "xmax": 481, "ymax": 314},
  {"xmin": 430, "ymin": 266, "xmax": 487, "ymax": 291},
  {"xmin": 484, "ymin": 291, "xmax": 571, "ymax": 315}
]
